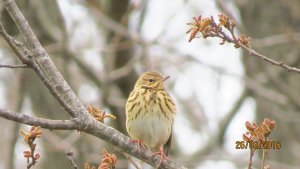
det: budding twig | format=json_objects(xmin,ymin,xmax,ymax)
[
  {"xmin": 85, "ymin": 149, "xmax": 117, "ymax": 169},
  {"xmin": 87, "ymin": 105, "xmax": 116, "ymax": 123},
  {"xmin": 186, "ymin": 14, "xmax": 300, "ymax": 74},
  {"xmin": 20, "ymin": 126, "xmax": 42, "ymax": 169},
  {"xmin": 100, "ymin": 149, "xmax": 117, "ymax": 169},
  {"xmin": 243, "ymin": 118, "xmax": 276, "ymax": 169}
]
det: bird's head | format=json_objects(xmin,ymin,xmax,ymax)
[{"xmin": 134, "ymin": 71, "xmax": 170, "ymax": 90}]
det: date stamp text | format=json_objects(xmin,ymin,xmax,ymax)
[{"xmin": 235, "ymin": 140, "xmax": 281, "ymax": 150}]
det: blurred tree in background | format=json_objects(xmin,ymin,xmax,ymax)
[
  {"xmin": 0, "ymin": 0, "xmax": 299, "ymax": 169},
  {"xmin": 237, "ymin": 0, "xmax": 300, "ymax": 166}
]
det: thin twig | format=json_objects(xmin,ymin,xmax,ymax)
[
  {"xmin": 27, "ymin": 140, "xmax": 37, "ymax": 169},
  {"xmin": 248, "ymin": 149, "xmax": 255, "ymax": 169},
  {"xmin": 0, "ymin": 109, "xmax": 77, "ymax": 130},
  {"xmin": 21, "ymin": 126, "xmax": 42, "ymax": 169},
  {"xmin": 218, "ymin": 16, "xmax": 300, "ymax": 74},
  {"xmin": 67, "ymin": 51, "xmax": 103, "ymax": 87},
  {"xmin": 0, "ymin": 22, "xmax": 31, "ymax": 63},
  {"xmin": 239, "ymin": 43, "xmax": 300, "ymax": 73},
  {"xmin": 0, "ymin": 63, "xmax": 28, "ymax": 69},
  {"xmin": 261, "ymin": 148, "xmax": 268, "ymax": 169},
  {"xmin": 3, "ymin": 0, "xmax": 79, "ymax": 118},
  {"xmin": 65, "ymin": 151, "xmax": 78, "ymax": 169},
  {"xmin": 120, "ymin": 151, "xmax": 142, "ymax": 169},
  {"xmin": 260, "ymin": 138, "xmax": 269, "ymax": 169}
]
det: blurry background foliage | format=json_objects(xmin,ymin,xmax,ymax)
[{"xmin": 0, "ymin": 0, "xmax": 299, "ymax": 169}]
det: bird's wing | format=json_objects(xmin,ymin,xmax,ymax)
[
  {"xmin": 163, "ymin": 130, "xmax": 172, "ymax": 156},
  {"xmin": 163, "ymin": 92, "xmax": 175, "ymax": 156}
]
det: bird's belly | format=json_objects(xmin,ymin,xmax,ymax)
[{"xmin": 128, "ymin": 114, "xmax": 171, "ymax": 148}]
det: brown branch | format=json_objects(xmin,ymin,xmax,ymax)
[
  {"xmin": 239, "ymin": 43, "xmax": 300, "ymax": 73},
  {"xmin": 0, "ymin": 109, "xmax": 77, "ymax": 130},
  {"xmin": 221, "ymin": 19, "xmax": 300, "ymax": 74},
  {"xmin": 0, "ymin": 63, "xmax": 28, "ymax": 68}
]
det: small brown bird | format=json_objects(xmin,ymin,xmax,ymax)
[{"xmin": 126, "ymin": 70, "xmax": 176, "ymax": 166}]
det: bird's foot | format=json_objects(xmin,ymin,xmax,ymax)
[
  {"xmin": 130, "ymin": 139, "xmax": 146, "ymax": 153},
  {"xmin": 152, "ymin": 146, "xmax": 168, "ymax": 168}
]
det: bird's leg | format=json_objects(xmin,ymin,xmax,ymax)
[
  {"xmin": 130, "ymin": 139, "xmax": 146, "ymax": 153},
  {"xmin": 152, "ymin": 145, "xmax": 168, "ymax": 168}
]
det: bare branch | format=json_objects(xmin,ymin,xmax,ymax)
[
  {"xmin": 261, "ymin": 149, "xmax": 268, "ymax": 169},
  {"xmin": 0, "ymin": 109, "xmax": 77, "ymax": 130},
  {"xmin": 0, "ymin": 63, "xmax": 28, "ymax": 69},
  {"xmin": 248, "ymin": 149, "xmax": 255, "ymax": 169},
  {"xmin": 120, "ymin": 151, "xmax": 142, "ymax": 169},
  {"xmin": 239, "ymin": 43, "xmax": 300, "ymax": 73},
  {"xmin": 0, "ymin": 22, "xmax": 31, "ymax": 63},
  {"xmin": 65, "ymin": 151, "xmax": 78, "ymax": 169},
  {"xmin": 2, "ymin": 0, "xmax": 81, "ymax": 118},
  {"xmin": 66, "ymin": 51, "xmax": 103, "ymax": 87},
  {"xmin": 0, "ymin": 107, "xmax": 187, "ymax": 169},
  {"xmin": 86, "ymin": 2, "xmax": 134, "ymax": 40},
  {"xmin": 82, "ymin": 118, "xmax": 187, "ymax": 169}
]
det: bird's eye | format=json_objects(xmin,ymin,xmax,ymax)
[{"xmin": 148, "ymin": 79, "xmax": 154, "ymax": 83}]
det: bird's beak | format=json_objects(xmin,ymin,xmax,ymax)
[{"xmin": 161, "ymin": 76, "xmax": 170, "ymax": 81}]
